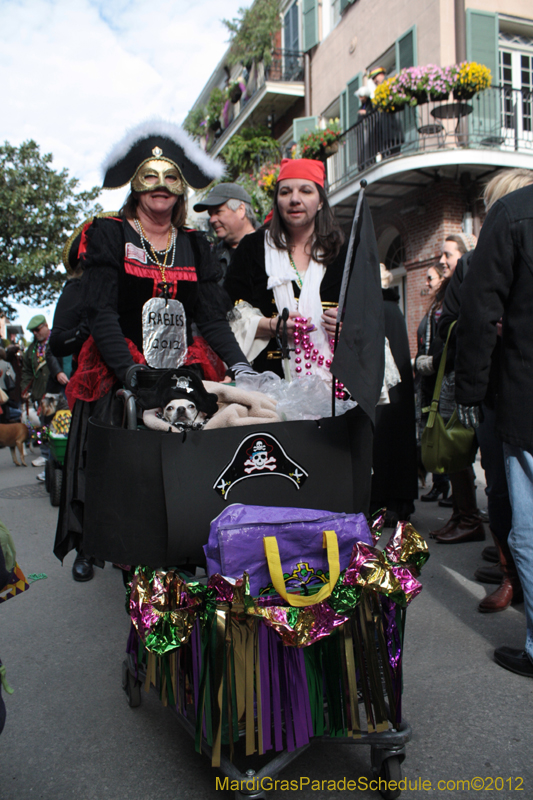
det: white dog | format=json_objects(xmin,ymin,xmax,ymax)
[{"xmin": 161, "ymin": 398, "xmax": 207, "ymax": 430}]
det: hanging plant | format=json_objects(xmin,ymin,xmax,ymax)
[
  {"xmin": 373, "ymin": 62, "xmax": 491, "ymax": 113},
  {"xmin": 223, "ymin": 0, "xmax": 281, "ymax": 69},
  {"xmin": 206, "ymin": 87, "xmax": 225, "ymax": 131},
  {"xmin": 222, "ymin": 126, "xmax": 281, "ymax": 179},
  {"xmin": 228, "ymin": 80, "xmax": 246, "ymax": 104},
  {"xmin": 183, "ymin": 106, "xmax": 207, "ymax": 140},
  {"xmin": 299, "ymin": 121, "xmax": 341, "ymax": 161},
  {"xmin": 452, "ymin": 62, "xmax": 492, "ymax": 100}
]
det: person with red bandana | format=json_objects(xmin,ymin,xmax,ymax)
[
  {"xmin": 225, "ymin": 158, "xmax": 346, "ymax": 378},
  {"xmin": 225, "ymin": 158, "xmax": 383, "ymax": 515}
]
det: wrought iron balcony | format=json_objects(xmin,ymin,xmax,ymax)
[
  {"xmin": 211, "ymin": 51, "xmax": 305, "ymax": 153},
  {"xmin": 326, "ymin": 86, "xmax": 533, "ymax": 192}
]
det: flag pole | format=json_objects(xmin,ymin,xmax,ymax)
[{"xmin": 331, "ymin": 179, "xmax": 367, "ymax": 417}]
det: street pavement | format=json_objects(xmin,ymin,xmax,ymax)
[{"xmin": 1, "ymin": 445, "xmax": 532, "ymax": 800}]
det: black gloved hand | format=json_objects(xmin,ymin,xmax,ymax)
[{"xmin": 456, "ymin": 403, "xmax": 481, "ymax": 429}]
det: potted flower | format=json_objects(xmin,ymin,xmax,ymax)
[
  {"xmin": 256, "ymin": 162, "xmax": 280, "ymax": 198},
  {"xmin": 206, "ymin": 87, "xmax": 225, "ymax": 131},
  {"xmin": 299, "ymin": 121, "xmax": 341, "ymax": 161},
  {"xmin": 228, "ymin": 79, "xmax": 246, "ymax": 104},
  {"xmin": 452, "ymin": 62, "xmax": 492, "ymax": 100},
  {"xmin": 374, "ymin": 65, "xmax": 454, "ymax": 111}
]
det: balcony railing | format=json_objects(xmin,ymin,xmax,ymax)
[
  {"xmin": 327, "ymin": 86, "xmax": 533, "ymax": 192},
  {"xmin": 213, "ymin": 50, "xmax": 304, "ymax": 147}
]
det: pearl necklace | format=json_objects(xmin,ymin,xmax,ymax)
[{"xmin": 134, "ymin": 217, "xmax": 177, "ymax": 282}]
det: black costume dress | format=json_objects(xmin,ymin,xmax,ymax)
[
  {"xmin": 54, "ymin": 215, "xmax": 248, "ymax": 562},
  {"xmin": 225, "ymin": 228, "xmax": 374, "ymax": 515},
  {"xmin": 370, "ymin": 288, "xmax": 418, "ymax": 520}
]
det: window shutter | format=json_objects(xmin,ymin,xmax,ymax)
[
  {"xmin": 284, "ymin": 2, "xmax": 299, "ymax": 52},
  {"xmin": 340, "ymin": 89, "xmax": 348, "ymax": 132},
  {"xmin": 293, "ymin": 116, "xmax": 319, "ymax": 143},
  {"xmin": 466, "ymin": 10, "xmax": 499, "ymax": 143},
  {"xmin": 346, "ymin": 73, "xmax": 362, "ymax": 129},
  {"xmin": 340, "ymin": 0, "xmax": 355, "ymax": 12},
  {"xmin": 396, "ymin": 27, "xmax": 417, "ymax": 71},
  {"xmin": 302, "ymin": 0, "xmax": 319, "ymax": 52},
  {"xmin": 466, "ymin": 10, "xmax": 498, "ymax": 79}
]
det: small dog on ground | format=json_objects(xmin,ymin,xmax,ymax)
[{"xmin": 0, "ymin": 423, "xmax": 30, "ymax": 466}]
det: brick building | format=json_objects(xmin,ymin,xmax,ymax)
[{"xmin": 185, "ymin": 0, "xmax": 533, "ymax": 352}]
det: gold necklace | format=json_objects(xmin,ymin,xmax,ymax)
[{"xmin": 134, "ymin": 217, "xmax": 175, "ymax": 283}]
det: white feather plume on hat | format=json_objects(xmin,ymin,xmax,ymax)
[{"xmin": 101, "ymin": 118, "xmax": 225, "ymax": 187}]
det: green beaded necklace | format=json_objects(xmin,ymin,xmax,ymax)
[{"xmin": 288, "ymin": 252, "xmax": 304, "ymax": 288}]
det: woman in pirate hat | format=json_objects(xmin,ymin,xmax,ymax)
[{"xmin": 54, "ymin": 120, "xmax": 254, "ymax": 581}]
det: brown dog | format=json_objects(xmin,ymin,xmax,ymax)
[{"xmin": 0, "ymin": 423, "xmax": 30, "ymax": 466}]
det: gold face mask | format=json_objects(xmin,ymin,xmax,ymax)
[{"xmin": 131, "ymin": 159, "xmax": 185, "ymax": 196}]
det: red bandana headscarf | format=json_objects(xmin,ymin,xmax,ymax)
[{"xmin": 277, "ymin": 158, "xmax": 326, "ymax": 187}]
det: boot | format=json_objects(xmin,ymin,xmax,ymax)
[
  {"xmin": 478, "ymin": 531, "xmax": 523, "ymax": 613},
  {"xmin": 72, "ymin": 551, "xmax": 94, "ymax": 582},
  {"xmin": 474, "ymin": 563, "xmax": 503, "ymax": 583},
  {"xmin": 421, "ymin": 481, "xmax": 449, "ymax": 502},
  {"xmin": 429, "ymin": 513, "xmax": 460, "ymax": 539},
  {"xmin": 435, "ymin": 466, "xmax": 485, "ymax": 543},
  {"xmin": 435, "ymin": 517, "xmax": 485, "ymax": 543},
  {"xmin": 481, "ymin": 545, "xmax": 498, "ymax": 563}
]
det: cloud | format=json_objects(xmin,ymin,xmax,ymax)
[
  {"xmin": 2, "ymin": 0, "xmax": 251, "ymax": 326},
  {"xmin": 0, "ymin": 0, "xmax": 248, "ymax": 197}
]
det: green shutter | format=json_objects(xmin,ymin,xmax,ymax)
[
  {"xmin": 293, "ymin": 116, "xmax": 319, "ymax": 143},
  {"xmin": 340, "ymin": 0, "xmax": 355, "ymax": 12},
  {"xmin": 395, "ymin": 26, "xmax": 417, "ymax": 71},
  {"xmin": 340, "ymin": 89, "xmax": 348, "ymax": 132},
  {"xmin": 346, "ymin": 73, "xmax": 362, "ymax": 129},
  {"xmin": 302, "ymin": 0, "xmax": 319, "ymax": 52},
  {"xmin": 466, "ymin": 10, "xmax": 498, "ymax": 78},
  {"xmin": 466, "ymin": 11, "xmax": 499, "ymax": 145}
]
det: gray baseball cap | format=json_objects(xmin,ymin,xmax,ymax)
[{"xmin": 193, "ymin": 182, "xmax": 252, "ymax": 212}]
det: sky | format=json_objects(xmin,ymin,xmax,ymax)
[{"xmin": 1, "ymin": 0, "xmax": 251, "ymax": 329}]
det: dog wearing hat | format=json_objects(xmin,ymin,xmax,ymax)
[{"xmin": 140, "ymin": 368, "xmax": 219, "ymax": 433}]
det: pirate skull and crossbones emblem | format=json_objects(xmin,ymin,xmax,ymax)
[{"xmin": 244, "ymin": 439, "xmax": 277, "ymax": 474}]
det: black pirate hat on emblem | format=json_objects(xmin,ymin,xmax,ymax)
[{"xmin": 101, "ymin": 119, "xmax": 225, "ymax": 191}]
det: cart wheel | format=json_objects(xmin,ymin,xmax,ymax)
[
  {"xmin": 44, "ymin": 459, "xmax": 52, "ymax": 493},
  {"xmin": 122, "ymin": 662, "xmax": 142, "ymax": 708},
  {"xmin": 50, "ymin": 465, "xmax": 62, "ymax": 507},
  {"xmin": 378, "ymin": 756, "xmax": 402, "ymax": 800}
]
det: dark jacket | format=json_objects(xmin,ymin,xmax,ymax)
[
  {"xmin": 49, "ymin": 279, "xmax": 90, "ymax": 359},
  {"xmin": 455, "ymin": 184, "xmax": 533, "ymax": 449}
]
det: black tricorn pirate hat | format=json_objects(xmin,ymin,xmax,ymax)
[
  {"xmin": 137, "ymin": 367, "xmax": 219, "ymax": 417},
  {"xmin": 101, "ymin": 119, "xmax": 225, "ymax": 191}
]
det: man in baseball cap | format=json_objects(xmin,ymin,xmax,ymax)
[{"xmin": 194, "ymin": 183, "xmax": 257, "ymax": 280}]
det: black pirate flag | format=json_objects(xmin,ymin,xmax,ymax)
[{"xmin": 213, "ymin": 432, "xmax": 308, "ymax": 500}]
